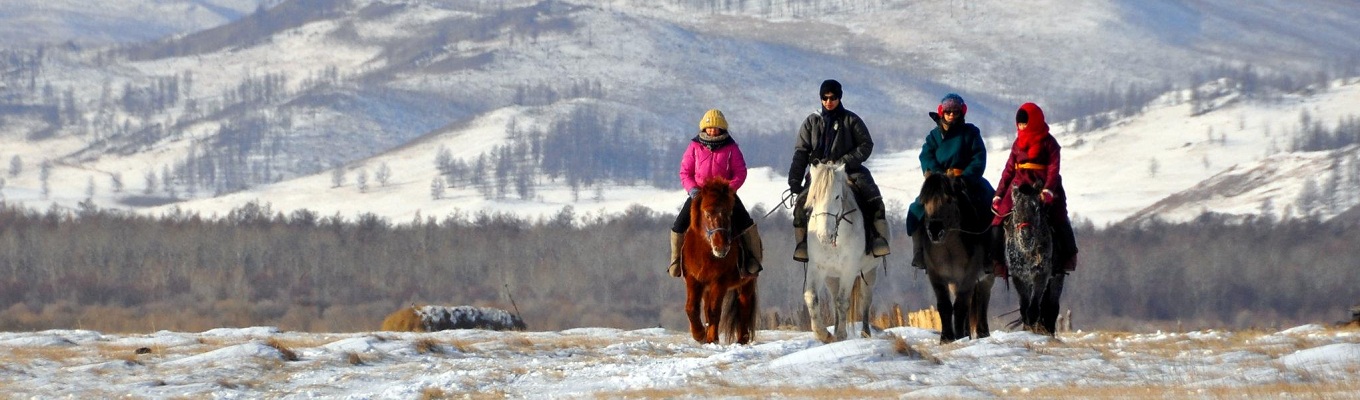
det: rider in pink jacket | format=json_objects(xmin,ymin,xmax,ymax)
[{"xmin": 668, "ymin": 109, "xmax": 763, "ymax": 278}]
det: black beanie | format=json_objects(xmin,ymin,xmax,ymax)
[
  {"xmin": 820, "ymin": 79, "xmax": 842, "ymax": 98},
  {"xmin": 1016, "ymin": 108, "xmax": 1029, "ymax": 124}
]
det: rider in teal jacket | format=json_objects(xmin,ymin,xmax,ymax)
[{"xmin": 908, "ymin": 93, "xmax": 995, "ymax": 269}]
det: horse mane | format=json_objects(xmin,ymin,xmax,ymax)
[
  {"xmin": 699, "ymin": 177, "xmax": 733, "ymax": 200},
  {"xmin": 806, "ymin": 163, "xmax": 845, "ymax": 204},
  {"xmin": 693, "ymin": 178, "xmax": 733, "ymax": 220},
  {"xmin": 920, "ymin": 174, "xmax": 984, "ymax": 235},
  {"xmin": 1010, "ymin": 179, "xmax": 1048, "ymax": 222},
  {"xmin": 918, "ymin": 173, "xmax": 951, "ymax": 204}
]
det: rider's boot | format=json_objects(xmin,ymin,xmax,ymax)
[
  {"xmin": 911, "ymin": 232, "xmax": 925, "ymax": 269},
  {"xmin": 871, "ymin": 218, "xmax": 891, "ymax": 257},
  {"xmin": 740, "ymin": 225, "xmax": 764, "ymax": 277},
  {"xmin": 793, "ymin": 227, "xmax": 809, "ymax": 262},
  {"xmin": 667, "ymin": 231, "xmax": 684, "ymax": 277}
]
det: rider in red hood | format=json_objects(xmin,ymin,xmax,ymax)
[{"xmin": 990, "ymin": 103, "xmax": 1078, "ymax": 277}]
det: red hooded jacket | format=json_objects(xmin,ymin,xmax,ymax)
[{"xmin": 991, "ymin": 103, "xmax": 1068, "ymax": 226}]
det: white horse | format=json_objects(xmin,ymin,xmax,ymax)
[{"xmin": 802, "ymin": 162, "xmax": 881, "ymax": 342}]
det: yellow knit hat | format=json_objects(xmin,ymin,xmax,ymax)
[{"xmin": 699, "ymin": 109, "xmax": 728, "ymax": 131}]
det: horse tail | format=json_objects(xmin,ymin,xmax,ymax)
[{"xmin": 719, "ymin": 278, "xmax": 759, "ymax": 344}]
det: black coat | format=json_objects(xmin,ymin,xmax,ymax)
[{"xmin": 787, "ymin": 105, "xmax": 874, "ymax": 189}]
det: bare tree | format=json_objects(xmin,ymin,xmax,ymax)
[
  {"xmin": 110, "ymin": 172, "xmax": 124, "ymax": 193},
  {"xmin": 431, "ymin": 177, "xmax": 446, "ymax": 200},
  {"xmin": 436, "ymin": 146, "xmax": 453, "ymax": 176},
  {"xmin": 331, "ymin": 163, "xmax": 345, "ymax": 188},
  {"xmin": 40, "ymin": 160, "xmax": 52, "ymax": 199},
  {"xmin": 356, "ymin": 169, "xmax": 369, "ymax": 193},
  {"xmin": 375, "ymin": 162, "xmax": 391, "ymax": 187},
  {"xmin": 9, "ymin": 155, "xmax": 21, "ymax": 177},
  {"xmin": 144, "ymin": 170, "xmax": 157, "ymax": 195},
  {"xmin": 85, "ymin": 176, "xmax": 96, "ymax": 201},
  {"xmin": 162, "ymin": 165, "xmax": 174, "ymax": 196}
]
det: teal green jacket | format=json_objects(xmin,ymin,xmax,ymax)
[{"xmin": 920, "ymin": 112, "xmax": 987, "ymax": 177}]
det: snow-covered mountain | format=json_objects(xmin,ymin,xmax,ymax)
[
  {"xmin": 2, "ymin": 0, "xmax": 1358, "ymax": 227},
  {"xmin": 0, "ymin": 0, "xmax": 273, "ymax": 46}
]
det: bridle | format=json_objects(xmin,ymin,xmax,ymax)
[
  {"xmin": 704, "ymin": 225, "xmax": 729, "ymax": 241},
  {"xmin": 810, "ymin": 206, "xmax": 857, "ymax": 243},
  {"xmin": 808, "ymin": 182, "xmax": 858, "ymax": 244}
]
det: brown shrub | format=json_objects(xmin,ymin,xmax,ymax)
[{"xmin": 381, "ymin": 305, "xmax": 424, "ymax": 332}]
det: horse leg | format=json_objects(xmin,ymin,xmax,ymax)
[
  {"xmin": 854, "ymin": 270, "xmax": 877, "ymax": 338},
  {"xmin": 703, "ymin": 283, "xmax": 725, "ymax": 344},
  {"xmin": 685, "ymin": 279, "xmax": 706, "ymax": 342},
  {"xmin": 952, "ymin": 284, "xmax": 974, "ymax": 342},
  {"xmin": 972, "ymin": 273, "xmax": 994, "ymax": 339},
  {"xmin": 930, "ymin": 278, "xmax": 957, "ymax": 343},
  {"xmin": 1040, "ymin": 273, "xmax": 1066, "ymax": 336},
  {"xmin": 1010, "ymin": 275, "xmax": 1036, "ymax": 333},
  {"xmin": 827, "ymin": 276, "xmax": 849, "ymax": 341},
  {"xmin": 734, "ymin": 280, "xmax": 758, "ymax": 344},
  {"xmin": 804, "ymin": 271, "xmax": 832, "ymax": 343}
]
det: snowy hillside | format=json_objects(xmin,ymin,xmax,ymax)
[
  {"xmin": 0, "ymin": 0, "xmax": 272, "ymax": 46},
  {"xmin": 108, "ymin": 78, "xmax": 1360, "ymax": 227},
  {"xmin": 2, "ymin": 0, "xmax": 1359, "ymax": 227}
]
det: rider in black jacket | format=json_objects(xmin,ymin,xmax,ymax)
[{"xmin": 788, "ymin": 79, "xmax": 891, "ymax": 261}]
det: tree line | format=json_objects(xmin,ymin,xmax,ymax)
[{"xmin": 0, "ymin": 200, "xmax": 1355, "ymax": 333}]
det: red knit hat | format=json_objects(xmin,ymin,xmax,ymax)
[{"xmin": 937, "ymin": 93, "xmax": 967, "ymax": 116}]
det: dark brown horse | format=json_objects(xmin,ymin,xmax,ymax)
[
  {"xmin": 682, "ymin": 177, "xmax": 758, "ymax": 344},
  {"xmin": 1004, "ymin": 180, "xmax": 1064, "ymax": 335},
  {"xmin": 918, "ymin": 173, "xmax": 994, "ymax": 342}
]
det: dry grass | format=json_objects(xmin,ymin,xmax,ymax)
[
  {"xmin": 1013, "ymin": 381, "xmax": 1360, "ymax": 398},
  {"xmin": 345, "ymin": 351, "xmax": 364, "ymax": 366},
  {"xmin": 607, "ymin": 385, "xmax": 911, "ymax": 399},
  {"xmin": 381, "ymin": 306, "xmax": 424, "ymax": 332},
  {"xmin": 419, "ymin": 387, "xmax": 449, "ymax": 400},
  {"xmin": 891, "ymin": 334, "xmax": 941, "ymax": 364},
  {"xmin": 413, "ymin": 338, "xmax": 442, "ymax": 354},
  {"xmin": 3, "ymin": 346, "xmax": 82, "ymax": 363},
  {"xmin": 264, "ymin": 338, "xmax": 299, "ymax": 361}
]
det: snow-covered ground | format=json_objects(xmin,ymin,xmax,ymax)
[{"xmin": 2, "ymin": 325, "xmax": 1357, "ymax": 398}]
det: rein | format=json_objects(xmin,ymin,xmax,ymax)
[{"xmin": 760, "ymin": 188, "xmax": 799, "ymax": 219}]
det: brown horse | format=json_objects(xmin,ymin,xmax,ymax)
[{"xmin": 682, "ymin": 177, "xmax": 758, "ymax": 344}]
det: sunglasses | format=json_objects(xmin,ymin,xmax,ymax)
[
  {"xmin": 941, "ymin": 109, "xmax": 962, "ymax": 116},
  {"xmin": 821, "ymin": 95, "xmax": 840, "ymax": 101}
]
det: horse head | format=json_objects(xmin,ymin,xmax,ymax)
[
  {"xmin": 693, "ymin": 177, "xmax": 735, "ymax": 259},
  {"xmin": 805, "ymin": 161, "xmax": 856, "ymax": 247},
  {"xmin": 919, "ymin": 173, "xmax": 966, "ymax": 243},
  {"xmin": 1008, "ymin": 180, "xmax": 1050, "ymax": 250}
]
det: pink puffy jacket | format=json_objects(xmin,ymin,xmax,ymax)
[{"xmin": 680, "ymin": 139, "xmax": 747, "ymax": 193}]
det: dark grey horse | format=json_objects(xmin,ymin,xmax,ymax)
[
  {"xmin": 918, "ymin": 173, "xmax": 994, "ymax": 343},
  {"xmin": 1004, "ymin": 180, "xmax": 1065, "ymax": 335}
]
